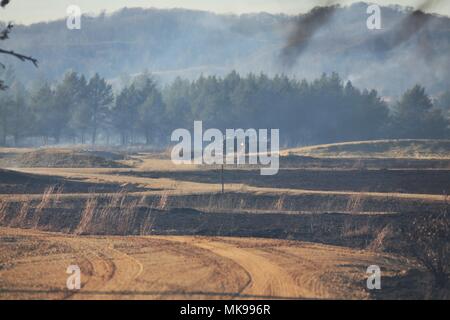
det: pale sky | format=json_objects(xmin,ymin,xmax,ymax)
[{"xmin": 1, "ymin": 0, "xmax": 449, "ymax": 25}]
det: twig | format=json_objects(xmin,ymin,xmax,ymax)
[{"xmin": 0, "ymin": 48, "xmax": 38, "ymax": 67}]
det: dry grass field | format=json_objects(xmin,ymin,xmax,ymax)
[
  {"xmin": 282, "ymin": 139, "xmax": 450, "ymax": 159},
  {"xmin": 0, "ymin": 140, "xmax": 449, "ymax": 300},
  {"xmin": 0, "ymin": 227, "xmax": 425, "ymax": 300}
]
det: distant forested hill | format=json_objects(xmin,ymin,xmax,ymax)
[{"xmin": 2, "ymin": 2, "xmax": 450, "ymax": 96}]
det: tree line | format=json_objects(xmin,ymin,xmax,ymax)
[{"xmin": 0, "ymin": 69, "xmax": 448, "ymax": 147}]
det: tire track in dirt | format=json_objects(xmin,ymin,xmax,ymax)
[
  {"xmin": 162, "ymin": 237, "xmax": 303, "ymax": 299},
  {"xmin": 260, "ymin": 247, "xmax": 331, "ymax": 298},
  {"xmin": 63, "ymin": 238, "xmax": 144, "ymax": 299},
  {"xmin": 4, "ymin": 230, "xmax": 146, "ymax": 300},
  {"xmin": 132, "ymin": 236, "xmax": 252, "ymax": 300},
  {"xmin": 0, "ymin": 228, "xmax": 406, "ymax": 300}
]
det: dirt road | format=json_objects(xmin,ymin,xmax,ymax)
[{"xmin": 0, "ymin": 227, "xmax": 409, "ymax": 300}]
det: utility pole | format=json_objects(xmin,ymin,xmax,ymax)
[
  {"xmin": 221, "ymin": 164, "xmax": 224, "ymax": 194},
  {"xmin": 221, "ymin": 136, "xmax": 226, "ymax": 194}
]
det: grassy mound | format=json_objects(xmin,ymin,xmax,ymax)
[
  {"xmin": 283, "ymin": 139, "xmax": 450, "ymax": 159},
  {"xmin": 8, "ymin": 149, "xmax": 127, "ymax": 168}
]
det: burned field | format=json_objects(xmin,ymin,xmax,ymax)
[
  {"xmin": 0, "ymin": 141, "xmax": 449, "ymax": 299},
  {"xmin": 121, "ymin": 167, "xmax": 450, "ymax": 195}
]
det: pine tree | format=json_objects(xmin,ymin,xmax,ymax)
[{"xmin": 86, "ymin": 74, "xmax": 114, "ymax": 145}]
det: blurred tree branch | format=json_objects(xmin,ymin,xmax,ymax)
[
  {"xmin": 0, "ymin": 0, "xmax": 38, "ymax": 90},
  {"xmin": 1, "ymin": 1, "xmax": 11, "ymax": 8}
]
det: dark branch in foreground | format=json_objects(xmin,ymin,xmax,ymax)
[
  {"xmin": 0, "ymin": 1, "xmax": 38, "ymax": 89},
  {"xmin": 0, "ymin": 48, "xmax": 38, "ymax": 67},
  {"xmin": 1, "ymin": 0, "xmax": 11, "ymax": 8}
]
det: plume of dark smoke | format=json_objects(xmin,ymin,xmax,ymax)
[
  {"xmin": 365, "ymin": 1, "xmax": 436, "ymax": 54},
  {"xmin": 281, "ymin": 5, "xmax": 338, "ymax": 67},
  {"xmin": 281, "ymin": 1, "xmax": 443, "ymax": 66},
  {"xmin": 348, "ymin": 0, "xmax": 442, "ymax": 58}
]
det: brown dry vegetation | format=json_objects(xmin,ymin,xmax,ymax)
[
  {"xmin": 0, "ymin": 140, "xmax": 449, "ymax": 299},
  {"xmin": 0, "ymin": 227, "xmax": 433, "ymax": 300},
  {"xmin": 0, "ymin": 148, "xmax": 128, "ymax": 168},
  {"xmin": 283, "ymin": 139, "xmax": 450, "ymax": 159}
]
